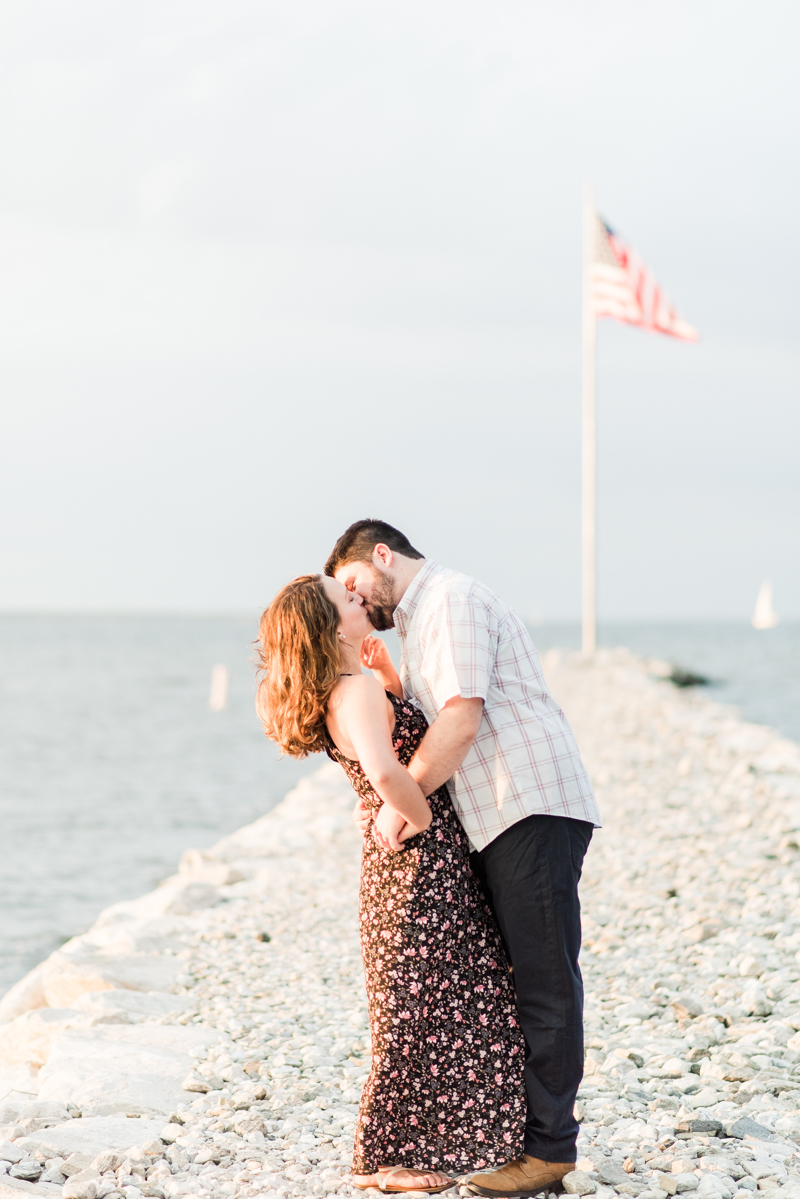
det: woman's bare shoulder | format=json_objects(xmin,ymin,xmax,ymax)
[{"xmin": 334, "ymin": 672, "xmax": 386, "ymax": 707}]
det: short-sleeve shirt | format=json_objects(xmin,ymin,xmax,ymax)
[{"xmin": 393, "ymin": 560, "xmax": 601, "ymax": 852}]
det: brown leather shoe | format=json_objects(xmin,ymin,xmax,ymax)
[{"xmin": 468, "ymin": 1155, "xmax": 575, "ymax": 1198}]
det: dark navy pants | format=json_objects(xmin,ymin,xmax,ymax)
[{"xmin": 470, "ymin": 814, "xmax": 593, "ymax": 1164}]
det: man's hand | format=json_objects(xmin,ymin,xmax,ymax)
[
  {"xmin": 372, "ymin": 803, "xmax": 407, "ymax": 853},
  {"xmin": 352, "ymin": 797, "xmax": 371, "ymax": 836}
]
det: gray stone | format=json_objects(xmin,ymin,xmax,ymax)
[
  {"xmin": 0, "ymin": 1149, "xmax": 23, "ymax": 1167},
  {"xmin": 7, "ymin": 1164, "xmax": 40, "ymax": 1183},
  {"xmin": 564, "ymin": 1170, "xmax": 597, "ymax": 1195},
  {"xmin": 599, "ymin": 1163, "xmax": 629, "ymax": 1187},
  {"xmin": 674, "ymin": 1118, "xmax": 722, "ymax": 1136},
  {"xmin": 725, "ymin": 1117, "xmax": 775, "ymax": 1141},
  {"xmin": 41, "ymin": 1169, "xmax": 67, "ymax": 1185}
]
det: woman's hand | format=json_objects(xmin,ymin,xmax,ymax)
[
  {"xmin": 372, "ymin": 803, "xmax": 408, "ymax": 853},
  {"xmin": 360, "ymin": 636, "xmax": 403, "ymax": 699},
  {"xmin": 360, "ymin": 636, "xmax": 393, "ymax": 673}
]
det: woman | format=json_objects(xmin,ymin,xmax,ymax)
[{"xmin": 256, "ymin": 575, "xmax": 525, "ymax": 1195}]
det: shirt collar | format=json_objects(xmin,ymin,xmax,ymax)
[{"xmin": 393, "ymin": 559, "xmax": 441, "ymax": 636}]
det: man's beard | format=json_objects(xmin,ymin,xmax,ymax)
[{"xmin": 365, "ymin": 570, "xmax": 397, "ymax": 631}]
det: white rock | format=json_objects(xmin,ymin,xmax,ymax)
[
  {"xmin": 40, "ymin": 944, "xmax": 183, "ymax": 1009},
  {"xmin": 0, "ymin": 966, "xmax": 48, "ymax": 1025},
  {"xmin": 89, "ymin": 1152, "xmax": 126, "ymax": 1174},
  {"xmin": 62, "ymin": 1168, "xmax": 100, "ymax": 1199},
  {"xmin": 97, "ymin": 881, "xmax": 220, "ymax": 923},
  {"xmin": 14, "ymin": 1117, "xmax": 167, "ymax": 1163},
  {"xmin": 157, "ymin": 1127, "xmax": 182, "ymax": 1145},
  {"xmin": 0, "ymin": 1064, "xmax": 40, "ymax": 1103},
  {"xmin": 740, "ymin": 984, "xmax": 772, "ymax": 1018},
  {"xmin": 0, "ymin": 1144, "xmax": 24, "ymax": 1165},
  {"xmin": 178, "ymin": 852, "xmax": 245, "ymax": 888},
  {"xmin": 72, "ymin": 993, "xmax": 190, "ymax": 1024},
  {"xmin": 696, "ymin": 1176, "xmax": 734, "ymax": 1199},
  {"xmin": 80, "ymin": 920, "xmax": 183, "ymax": 958},
  {"xmin": 0, "ymin": 1010, "xmax": 92, "ymax": 1070},
  {"xmin": 37, "ymin": 1026, "xmax": 218, "ymax": 1117},
  {"xmin": 57, "ymin": 1154, "xmax": 93, "ymax": 1179}
]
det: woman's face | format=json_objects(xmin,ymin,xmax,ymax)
[{"xmin": 321, "ymin": 575, "xmax": 372, "ymax": 646}]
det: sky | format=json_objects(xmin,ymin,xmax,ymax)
[{"xmin": 0, "ymin": 1, "xmax": 798, "ymax": 620}]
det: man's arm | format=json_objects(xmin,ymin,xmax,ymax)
[
  {"xmin": 406, "ymin": 695, "xmax": 484, "ymax": 796},
  {"xmin": 352, "ymin": 695, "xmax": 482, "ymax": 841}
]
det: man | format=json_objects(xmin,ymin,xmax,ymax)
[{"xmin": 325, "ymin": 519, "xmax": 601, "ymax": 1199}]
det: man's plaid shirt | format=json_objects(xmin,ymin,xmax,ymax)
[{"xmin": 393, "ymin": 560, "xmax": 601, "ymax": 851}]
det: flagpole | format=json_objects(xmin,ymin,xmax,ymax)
[{"xmin": 581, "ymin": 181, "xmax": 597, "ymax": 656}]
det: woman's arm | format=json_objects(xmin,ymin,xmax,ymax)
[
  {"xmin": 340, "ymin": 675, "xmax": 431, "ymax": 837},
  {"xmin": 360, "ymin": 636, "xmax": 403, "ymax": 699}
]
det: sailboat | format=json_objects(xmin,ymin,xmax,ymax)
[{"xmin": 752, "ymin": 581, "xmax": 779, "ymax": 630}]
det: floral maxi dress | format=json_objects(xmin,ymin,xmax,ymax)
[{"xmin": 326, "ymin": 691, "xmax": 526, "ymax": 1176}]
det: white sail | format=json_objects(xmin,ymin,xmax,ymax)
[
  {"xmin": 752, "ymin": 581, "xmax": 779, "ymax": 630},
  {"xmin": 209, "ymin": 664, "xmax": 229, "ymax": 711}
]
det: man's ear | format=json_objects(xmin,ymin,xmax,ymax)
[{"xmin": 372, "ymin": 543, "xmax": 394, "ymax": 570}]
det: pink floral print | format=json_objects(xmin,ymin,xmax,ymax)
[{"xmin": 327, "ymin": 692, "xmax": 525, "ymax": 1174}]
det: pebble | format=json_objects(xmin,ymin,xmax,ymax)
[
  {"xmin": 544, "ymin": 649, "xmax": 800, "ymax": 1199},
  {"xmin": 2, "ymin": 648, "xmax": 800, "ymax": 1199}
]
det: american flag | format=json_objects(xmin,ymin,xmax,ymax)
[{"xmin": 589, "ymin": 213, "xmax": 698, "ymax": 341}]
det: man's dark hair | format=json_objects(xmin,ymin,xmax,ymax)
[{"xmin": 324, "ymin": 519, "xmax": 424, "ymax": 577}]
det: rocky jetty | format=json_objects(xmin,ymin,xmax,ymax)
[{"xmin": 2, "ymin": 648, "xmax": 800, "ymax": 1199}]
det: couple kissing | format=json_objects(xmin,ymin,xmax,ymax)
[{"xmin": 256, "ymin": 519, "xmax": 600, "ymax": 1198}]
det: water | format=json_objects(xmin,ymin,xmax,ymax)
[
  {"xmin": 1, "ymin": 615, "xmax": 798, "ymax": 996},
  {"xmin": 531, "ymin": 621, "xmax": 800, "ymax": 744},
  {"xmin": 0, "ymin": 615, "xmax": 319, "ymax": 994}
]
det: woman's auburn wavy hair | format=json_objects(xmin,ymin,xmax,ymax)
[{"xmin": 255, "ymin": 574, "xmax": 343, "ymax": 759}]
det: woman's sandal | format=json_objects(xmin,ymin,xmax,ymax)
[{"xmin": 353, "ymin": 1164, "xmax": 454, "ymax": 1193}]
